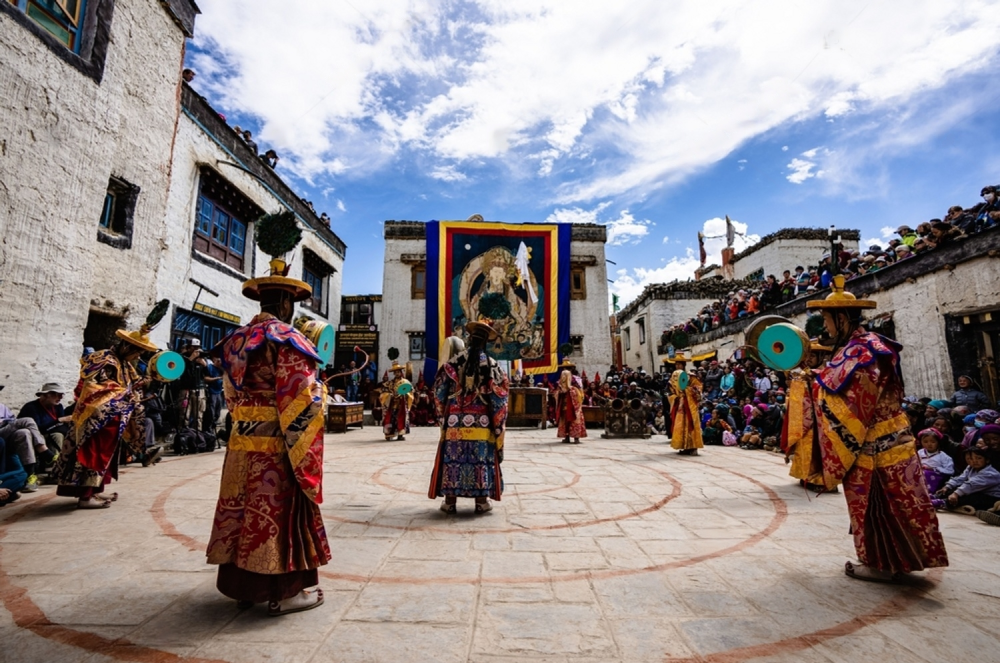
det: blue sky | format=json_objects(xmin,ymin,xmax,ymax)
[{"xmin": 185, "ymin": 0, "xmax": 1000, "ymax": 306}]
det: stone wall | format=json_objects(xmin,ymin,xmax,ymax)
[{"xmin": 0, "ymin": 0, "xmax": 189, "ymax": 405}]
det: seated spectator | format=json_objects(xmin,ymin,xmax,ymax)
[
  {"xmin": 968, "ymin": 186, "xmax": 1000, "ymax": 233},
  {"xmin": 261, "ymin": 149, "xmax": 279, "ymax": 168},
  {"xmin": 18, "ymin": 382, "xmax": 71, "ymax": 456},
  {"xmin": 929, "ymin": 220, "xmax": 964, "ymax": 247},
  {"xmin": 894, "ymin": 244, "xmax": 913, "ymax": 261},
  {"xmin": 0, "ymin": 391, "xmax": 52, "ymax": 492},
  {"xmin": 943, "ymin": 206, "xmax": 965, "ymax": 225},
  {"xmin": 702, "ymin": 406, "xmax": 733, "ymax": 445},
  {"xmin": 0, "ymin": 435, "xmax": 28, "ymax": 506},
  {"xmin": 952, "ymin": 375, "xmax": 991, "ymax": 411},
  {"xmin": 650, "ymin": 408, "xmax": 667, "ymax": 435},
  {"xmin": 897, "ymin": 225, "xmax": 917, "ymax": 247},
  {"xmin": 934, "ymin": 446, "xmax": 1000, "ymax": 514},
  {"xmin": 242, "ymin": 129, "xmax": 258, "ymax": 154},
  {"xmin": 918, "ymin": 428, "xmax": 954, "ymax": 493},
  {"xmin": 182, "ymin": 68, "xmax": 195, "ymax": 83}
]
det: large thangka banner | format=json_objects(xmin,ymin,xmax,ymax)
[{"xmin": 425, "ymin": 221, "xmax": 571, "ymax": 382}]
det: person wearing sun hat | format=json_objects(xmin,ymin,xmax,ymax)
[
  {"xmin": 429, "ymin": 317, "xmax": 509, "ymax": 514},
  {"xmin": 381, "ymin": 361, "xmax": 414, "ymax": 440},
  {"xmin": 667, "ymin": 352, "xmax": 703, "ymax": 455},
  {"xmin": 205, "ymin": 212, "xmax": 329, "ymax": 616},
  {"xmin": 799, "ymin": 275, "xmax": 948, "ymax": 583},
  {"xmin": 52, "ymin": 301, "xmax": 168, "ymax": 509}
]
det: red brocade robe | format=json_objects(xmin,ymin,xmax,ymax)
[
  {"xmin": 785, "ymin": 329, "xmax": 948, "ymax": 574},
  {"xmin": 207, "ymin": 314, "xmax": 331, "ymax": 578},
  {"xmin": 54, "ymin": 350, "xmax": 145, "ymax": 497},
  {"xmin": 556, "ymin": 383, "xmax": 587, "ymax": 439}
]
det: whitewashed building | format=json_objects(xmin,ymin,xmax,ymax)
[
  {"xmin": 151, "ymin": 84, "xmax": 345, "ymax": 351},
  {"xmin": 381, "ymin": 221, "xmax": 612, "ymax": 379},
  {"xmin": 0, "ymin": 1, "xmax": 347, "ymax": 406},
  {"xmin": 616, "ymin": 280, "xmax": 744, "ymax": 375},
  {"xmin": 0, "ymin": 0, "xmax": 199, "ymax": 404},
  {"xmin": 696, "ymin": 228, "xmax": 860, "ymax": 281}
]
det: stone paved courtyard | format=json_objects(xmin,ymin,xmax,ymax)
[{"xmin": 2, "ymin": 425, "xmax": 999, "ymax": 663}]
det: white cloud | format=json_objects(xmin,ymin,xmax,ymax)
[
  {"xmin": 781, "ymin": 146, "xmax": 789, "ymax": 152},
  {"xmin": 605, "ymin": 210, "xmax": 652, "ymax": 246},
  {"xmin": 192, "ymin": 0, "xmax": 1000, "ymax": 196},
  {"xmin": 545, "ymin": 201, "xmax": 612, "ymax": 225},
  {"xmin": 610, "ymin": 217, "xmax": 760, "ymax": 307},
  {"xmin": 336, "ymin": 199, "xmax": 347, "ymax": 212},
  {"xmin": 662, "ymin": 235, "xmax": 670, "ymax": 244},
  {"xmin": 546, "ymin": 204, "xmax": 651, "ymax": 245},
  {"xmin": 429, "ymin": 165, "xmax": 468, "ymax": 182},
  {"xmin": 786, "ymin": 147, "xmax": 828, "ymax": 184}
]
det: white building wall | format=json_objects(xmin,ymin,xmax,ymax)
[
  {"xmin": 569, "ymin": 240, "xmax": 612, "ymax": 380},
  {"xmin": 0, "ymin": 1, "xmax": 188, "ymax": 405},
  {"xmin": 380, "ymin": 236, "xmax": 427, "ymax": 377},
  {"xmin": 620, "ymin": 298, "xmax": 719, "ymax": 374},
  {"xmin": 150, "ymin": 113, "xmax": 344, "ymax": 350},
  {"xmin": 732, "ymin": 238, "xmax": 860, "ymax": 280}
]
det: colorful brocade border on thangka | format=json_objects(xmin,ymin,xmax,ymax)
[{"xmin": 424, "ymin": 221, "xmax": 571, "ymax": 383}]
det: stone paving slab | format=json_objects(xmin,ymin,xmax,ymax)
[{"xmin": 2, "ymin": 426, "xmax": 1000, "ymax": 662}]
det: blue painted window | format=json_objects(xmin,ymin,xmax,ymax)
[
  {"xmin": 228, "ymin": 219, "xmax": 246, "ymax": 256},
  {"xmin": 195, "ymin": 196, "xmax": 213, "ymax": 236},
  {"xmin": 212, "ymin": 210, "xmax": 229, "ymax": 245},
  {"xmin": 10, "ymin": 0, "xmax": 88, "ymax": 53}
]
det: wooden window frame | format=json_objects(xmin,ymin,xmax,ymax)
[
  {"xmin": 97, "ymin": 175, "xmax": 138, "ymax": 250},
  {"xmin": 302, "ymin": 249, "xmax": 334, "ymax": 316},
  {"xmin": 638, "ymin": 318, "xmax": 646, "ymax": 345},
  {"xmin": 570, "ymin": 266, "xmax": 587, "ymax": 300},
  {"xmin": 411, "ymin": 264, "xmax": 426, "ymax": 300},
  {"xmin": 624, "ymin": 328, "xmax": 631, "ymax": 351},
  {"xmin": 408, "ymin": 333, "xmax": 426, "ymax": 361},
  {"xmin": 193, "ymin": 194, "xmax": 247, "ymax": 271},
  {"xmin": 8, "ymin": 0, "xmax": 88, "ymax": 53}
]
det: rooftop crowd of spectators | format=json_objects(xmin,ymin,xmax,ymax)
[{"xmin": 664, "ymin": 184, "xmax": 1000, "ymax": 340}]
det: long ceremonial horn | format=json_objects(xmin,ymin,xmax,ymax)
[{"xmin": 323, "ymin": 346, "xmax": 370, "ymax": 385}]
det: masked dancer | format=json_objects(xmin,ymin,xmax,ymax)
[
  {"xmin": 381, "ymin": 362, "xmax": 413, "ymax": 440},
  {"xmin": 668, "ymin": 353, "xmax": 703, "ymax": 455},
  {"xmin": 206, "ymin": 213, "xmax": 330, "ymax": 615},
  {"xmin": 429, "ymin": 323, "xmax": 509, "ymax": 513},
  {"xmin": 791, "ymin": 276, "xmax": 948, "ymax": 582},
  {"xmin": 53, "ymin": 301, "xmax": 168, "ymax": 508}
]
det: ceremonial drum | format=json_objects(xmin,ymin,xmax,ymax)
[
  {"xmin": 148, "ymin": 351, "xmax": 185, "ymax": 382},
  {"xmin": 756, "ymin": 323, "xmax": 809, "ymax": 372},
  {"xmin": 295, "ymin": 319, "xmax": 335, "ymax": 368},
  {"xmin": 677, "ymin": 370, "xmax": 690, "ymax": 390},
  {"xmin": 396, "ymin": 380, "xmax": 413, "ymax": 396}
]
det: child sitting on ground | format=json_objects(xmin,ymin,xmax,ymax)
[
  {"xmin": 917, "ymin": 428, "xmax": 954, "ymax": 493},
  {"xmin": 933, "ymin": 446, "xmax": 1000, "ymax": 514}
]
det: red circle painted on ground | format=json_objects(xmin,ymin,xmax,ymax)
[
  {"xmin": 370, "ymin": 458, "xmax": 582, "ymax": 497},
  {"xmin": 0, "ymin": 456, "xmax": 943, "ymax": 663}
]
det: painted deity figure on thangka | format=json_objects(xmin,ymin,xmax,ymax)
[
  {"xmin": 784, "ymin": 276, "xmax": 948, "ymax": 583},
  {"xmin": 380, "ymin": 363, "xmax": 413, "ymax": 440},
  {"xmin": 206, "ymin": 217, "xmax": 330, "ymax": 617},
  {"xmin": 429, "ymin": 324, "xmax": 509, "ymax": 514},
  {"xmin": 555, "ymin": 361, "xmax": 586, "ymax": 444},
  {"xmin": 668, "ymin": 353, "xmax": 703, "ymax": 456}
]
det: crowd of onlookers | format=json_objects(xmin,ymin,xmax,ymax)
[{"xmin": 664, "ymin": 184, "xmax": 1000, "ymax": 339}]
